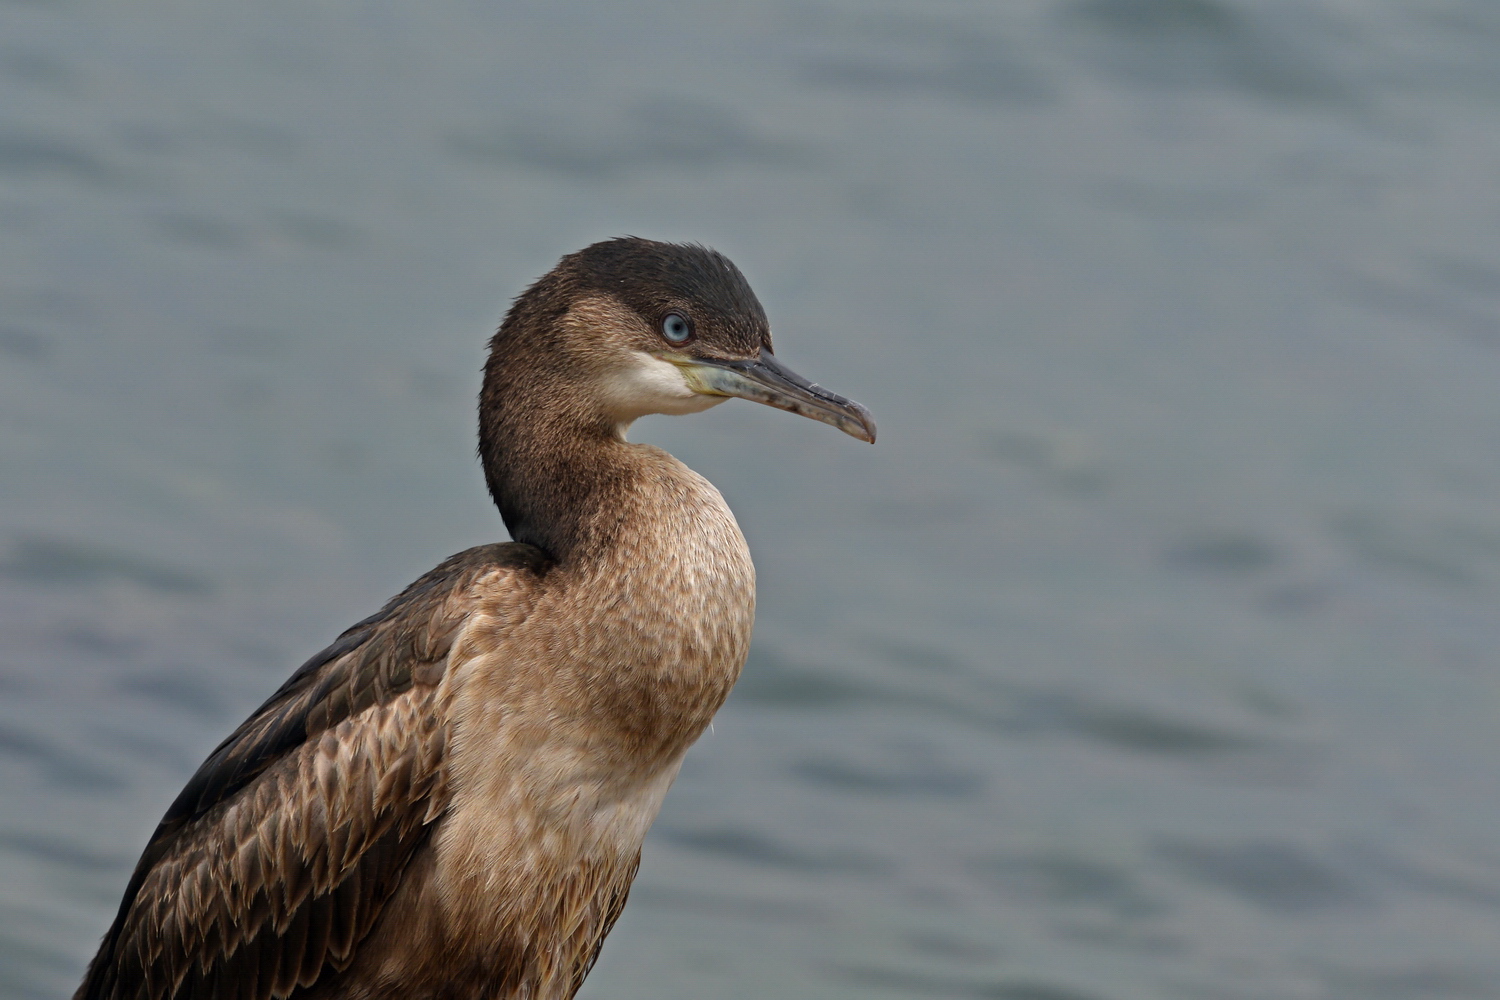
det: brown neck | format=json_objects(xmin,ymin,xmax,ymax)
[{"xmin": 477, "ymin": 365, "xmax": 638, "ymax": 565}]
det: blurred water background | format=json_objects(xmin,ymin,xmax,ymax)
[{"xmin": 5, "ymin": 1, "xmax": 1500, "ymax": 997}]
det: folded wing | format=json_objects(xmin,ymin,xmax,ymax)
[{"xmin": 75, "ymin": 542, "xmax": 551, "ymax": 1000}]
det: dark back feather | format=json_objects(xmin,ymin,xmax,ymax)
[{"xmin": 75, "ymin": 542, "xmax": 550, "ymax": 1000}]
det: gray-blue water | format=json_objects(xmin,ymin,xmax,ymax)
[{"xmin": 6, "ymin": 2, "xmax": 1500, "ymax": 997}]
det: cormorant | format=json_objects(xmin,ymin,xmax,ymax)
[{"xmin": 75, "ymin": 237, "xmax": 875, "ymax": 1000}]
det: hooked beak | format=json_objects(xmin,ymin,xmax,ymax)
[{"xmin": 675, "ymin": 348, "xmax": 876, "ymax": 443}]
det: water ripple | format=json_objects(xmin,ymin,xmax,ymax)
[
  {"xmin": 794, "ymin": 756, "xmax": 983, "ymax": 798},
  {"xmin": 0, "ymin": 129, "xmax": 116, "ymax": 183},
  {"xmin": 116, "ymin": 668, "xmax": 226, "ymax": 720},
  {"xmin": 1154, "ymin": 838, "xmax": 1375, "ymax": 913},
  {"xmin": 0, "ymin": 831, "xmax": 130, "ymax": 875},
  {"xmin": 805, "ymin": 35, "xmax": 1052, "ymax": 106},
  {"xmin": 662, "ymin": 825, "xmax": 889, "ymax": 876},
  {"xmin": 737, "ymin": 648, "xmax": 1274, "ymax": 756},
  {"xmin": 1164, "ymin": 529, "xmax": 1278, "ymax": 573},
  {"xmin": 0, "ymin": 326, "xmax": 52, "ymax": 361},
  {"xmin": 0, "ymin": 720, "xmax": 122, "ymax": 790},
  {"xmin": 447, "ymin": 99, "xmax": 808, "ymax": 180},
  {"xmin": 1, "ymin": 536, "xmax": 213, "ymax": 595},
  {"xmin": 973, "ymin": 852, "xmax": 1165, "ymax": 918},
  {"xmin": 835, "ymin": 965, "xmax": 1110, "ymax": 1000},
  {"xmin": 1319, "ymin": 964, "xmax": 1498, "ymax": 1000},
  {"xmin": 1059, "ymin": 0, "xmax": 1346, "ymax": 103}
]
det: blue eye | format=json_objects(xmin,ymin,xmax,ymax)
[{"xmin": 662, "ymin": 313, "xmax": 692, "ymax": 344}]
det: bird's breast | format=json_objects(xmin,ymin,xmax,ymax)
[{"xmin": 433, "ymin": 455, "xmax": 753, "ymax": 937}]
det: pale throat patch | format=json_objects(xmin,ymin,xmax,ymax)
[{"xmin": 604, "ymin": 350, "xmax": 726, "ymax": 438}]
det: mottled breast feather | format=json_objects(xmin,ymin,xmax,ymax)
[{"xmin": 74, "ymin": 542, "xmax": 551, "ymax": 1000}]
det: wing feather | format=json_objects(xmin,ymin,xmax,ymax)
[{"xmin": 75, "ymin": 542, "xmax": 551, "ymax": 1000}]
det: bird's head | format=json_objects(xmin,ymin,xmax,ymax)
[{"xmin": 484, "ymin": 237, "xmax": 876, "ymax": 443}]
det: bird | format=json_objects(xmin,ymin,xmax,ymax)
[{"xmin": 74, "ymin": 237, "xmax": 876, "ymax": 1000}]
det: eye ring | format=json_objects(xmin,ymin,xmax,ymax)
[{"xmin": 661, "ymin": 312, "xmax": 693, "ymax": 345}]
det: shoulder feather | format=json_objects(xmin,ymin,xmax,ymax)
[{"xmin": 75, "ymin": 542, "xmax": 550, "ymax": 1000}]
